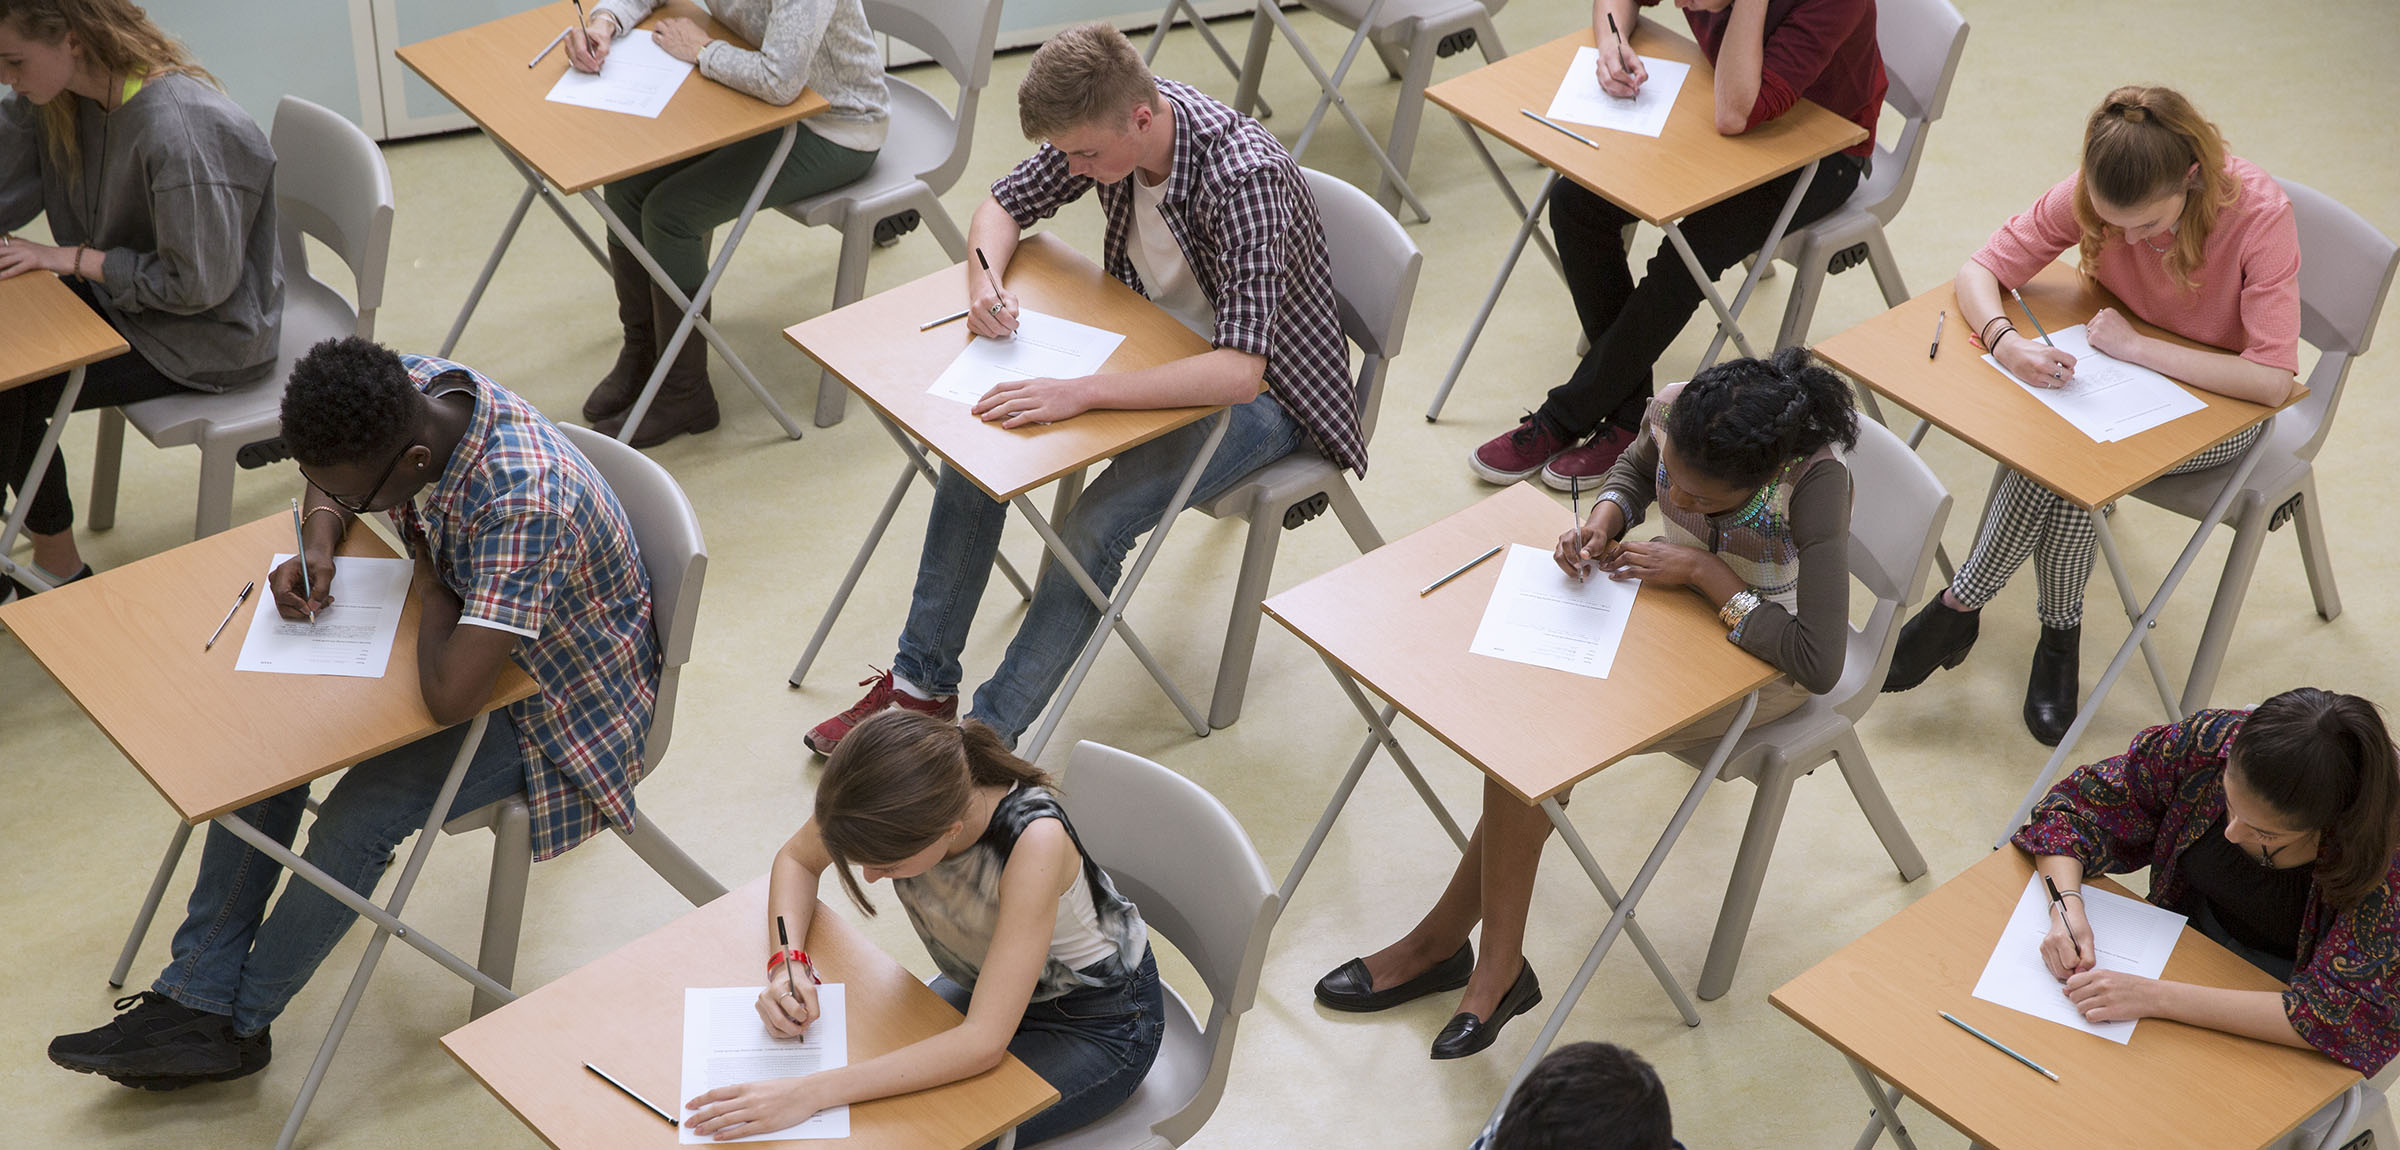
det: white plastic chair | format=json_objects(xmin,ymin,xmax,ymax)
[
  {"xmin": 440, "ymin": 423, "xmax": 728, "ymax": 1017},
  {"xmin": 1041, "ymin": 741, "xmax": 1281, "ymax": 1149},
  {"xmin": 778, "ymin": 0, "xmax": 1004, "ymax": 427},
  {"xmin": 2128, "ymin": 179, "xmax": 2398, "ymax": 715},
  {"xmin": 87, "ymin": 95, "xmax": 394, "ymax": 540},
  {"xmin": 1665, "ymin": 415, "xmax": 1948, "ymax": 1001},
  {"xmin": 1191, "ymin": 167, "xmax": 1416, "ymax": 729},
  {"xmin": 1760, "ymin": 0, "xmax": 1969, "ymax": 351}
]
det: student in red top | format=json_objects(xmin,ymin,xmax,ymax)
[
  {"xmin": 1882, "ymin": 85, "xmax": 2303, "ymax": 746},
  {"xmin": 1469, "ymin": 0, "xmax": 1883, "ymax": 491}
]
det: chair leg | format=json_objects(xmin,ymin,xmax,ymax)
[
  {"xmin": 471, "ymin": 797, "xmax": 531, "ymax": 1020},
  {"xmin": 1209, "ymin": 495, "xmax": 1287, "ymax": 731},
  {"xmin": 1325, "ymin": 478, "xmax": 1384, "ymax": 551},
  {"xmin": 813, "ymin": 219, "xmax": 878, "ymax": 428},
  {"xmin": 1233, "ymin": 8, "xmax": 1275, "ymax": 119},
  {"xmin": 2290, "ymin": 475, "xmax": 2341, "ymax": 623},
  {"xmin": 618, "ymin": 812, "xmax": 730, "ymax": 906},
  {"xmin": 88, "ymin": 407, "xmax": 127, "ymax": 533},
  {"xmin": 918, "ymin": 197, "xmax": 969, "ymax": 263},
  {"xmin": 1862, "ymin": 227, "xmax": 1910, "ymax": 308},
  {"xmin": 1775, "ymin": 239, "xmax": 1828, "ymax": 351},
  {"xmin": 1370, "ymin": 37, "xmax": 1407, "ymax": 81},
  {"xmin": 1698, "ymin": 757, "xmax": 1800, "ymax": 1001},
  {"xmin": 109, "ymin": 822, "xmax": 195, "ymax": 988},
  {"xmin": 194, "ymin": 438, "xmax": 240, "ymax": 539},
  {"xmin": 1829, "ymin": 728, "xmax": 1927, "ymax": 882},
  {"xmin": 2177, "ymin": 495, "xmax": 2270, "ymax": 717},
  {"xmin": 1376, "ymin": 28, "xmax": 1443, "ymax": 213}
]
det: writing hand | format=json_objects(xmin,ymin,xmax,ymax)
[
  {"xmin": 968, "ymin": 285, "xmax": 1021, "ymax": 338},
  {"xmin": 651, "ymin": 16, "xmax": 709, "ymax": 64},
  {"xmin": 1998, "ymin": 333, "xmax": 2078, "ymax": 389},
  {"xmin": 564, "ymin": 13, "xmax": 617, "ymax": 72},
  {"xmin": 973, "ymin": 375, "xmax": 1090, "ymax": 428},
  {"xmin": 753, "ymin": 978, "xmax": 820, "ymax": 1039},
  {"xmin": 1554, "ymin": 501, "xmax": 1627, "ymax": 579},
  {"xmin": 2039, "ymin": 898, "xmax": 2096, "ymax": 980},
  {"xmin": 686, "ymin": 1077, "xmax": 826, "ymax": 1141},
  {"xmin": 269, "ymin": 552, "xmax": 337, "ymax": 619},
  {"xmin": 1598, "ymin": 33, "xmax": 1647, "ymax": 98},
  {"xmin": 2062, "ymin": 968, "xmax": 2168, "ymax": 1023}
]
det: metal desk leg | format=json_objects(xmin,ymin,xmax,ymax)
[
  {"xmin": 0, "ymin": 362, "xmax": 86, "ymax": 594},
  {"xmin": 1017, "ymin": 411, "xmax": 1232, "ymax": 759},
  {"xmin": 1143, "ymin": 0, "xmax": 1273, "ymax": 119},
  {"xmin": 1666, "ymin": 157, "xmax": 1820, "ymax": 372},
  {"xmin": 1244, "ymin": 0, "xmax": 1430, "ymax": 222},
  {"xmin": 1430, "ymin": 168, "xmax": 1562, "ymax": 422},
  {"xmin": 1993, "ymin": 426, "xmax": 2274, "ymax": 845},
  {"xmin": 440, "ymin": 147, "xmax": 609, "ymax": 356},
  {"xmin": 1846, "ymin": 1056, "xmax": 1922, "ymax": 1150}
]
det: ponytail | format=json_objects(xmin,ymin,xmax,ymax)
[
  {"xmin": 2230, "ymin": 688, "xmax": 2400, "ymax": 910},
  {"xmin": 813, "ymin": 712, "xmax": 1052, "ymax": 915},
  {"xmin": 1662, "ymin": 345, "xmax": 1859, "ymax": 489},
  {"xmin": 2073, "ymin": 84, "xmax": 2236, "ymax": 292}
]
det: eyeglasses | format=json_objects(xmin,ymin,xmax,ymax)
[{"xmin": 304, "ymin": 438, "xmax": 415, "ymax": 515}]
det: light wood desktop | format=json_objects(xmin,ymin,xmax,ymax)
[
  {"xmin": 395, "ymin": 0, "xmax": 829, "ymax": 197},
  {"xmin": 1773, "ymin": 849, "xmax": 2358, "ymax": 1149},
  {"xmin": 1813, "ymin": 260, "xmax": 2303, "ymax": 511},
  {"xmin": 444, "ymin": 876, "xmax": 1059, "ymax": 1150},
  {"xmin": 0, "ymin": 271, "xmax": 126, "ymax": 389}
]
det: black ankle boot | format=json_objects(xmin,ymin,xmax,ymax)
[
  {"xmin": 2024, "ymin": 623, "xmax": 2081, "ymax": 746},
  {"xmin": 1882, "ymin": 596, "xmax": 1980, "ymax": 692}
]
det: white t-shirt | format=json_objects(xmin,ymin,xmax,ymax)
[{"xmin": 1129, "ymin": 172, "xmax": 1217, "ymax": 342}]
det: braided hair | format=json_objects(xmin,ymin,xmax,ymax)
[{"xmin": 1662, "ymin": 346, "xmax": 1859, "ymax": 489}]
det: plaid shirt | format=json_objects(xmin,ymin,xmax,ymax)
[
  {"xmin": 990, "ymin": 78, "xmax": 1366, "ymax": 475},
  {"xmin": 389, "ymin": 355, "xmax": 660, "ymax": 861}
]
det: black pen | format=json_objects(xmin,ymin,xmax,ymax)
[
  {"xmin": 204, "ymin": 580, "xmax": 255, "ymax": 651},
  {"xmin": 975, "ymin": 248, "xmax": 1007, "ymax": 321},
  {"xmin": 1929, "ymin": 309, "xmax": 1945, "ymax": 359},
  {"xmin": 776, "ymin": 916, "xmax": 806, "ymax": 1007},
  {"xmin": 1605, "ymin": 12, "xmax": 1637, "ymax": 79},
  {"xmin": 2042, "ymin": 873, "xmax": 2083, "ymax": 964},
  {"xmin": 584, "ymin": 1062, "xmax": 677, "ymax": 1126}
]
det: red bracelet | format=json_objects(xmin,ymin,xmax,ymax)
[{"xmin": 767, "ymin": 948, "xmax": 803, "ymax": 973}]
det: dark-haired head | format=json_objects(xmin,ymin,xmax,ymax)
[
  {"xmin": 2228, "ymin": 688, "xmax": 2400, "ymax": 909},
  {"xmin": 813, "ymin": 712, "xmax": 1052, "ymax": 915},
  {"xmin": 1661, "ymin": 346, "xmax": 1859, "ymax": 498},
  {"xmin": 282, "ymin": 337, "xmax": 430, "ymax": 513},
  {"xmin": 1489, "ymin": 1041, "xmax": 1674, "ymax": 1150}
]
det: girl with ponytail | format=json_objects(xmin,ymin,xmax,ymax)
[
  {"xmin": 2015, "ymin": 688, "xmax": 2400, "ymax": 1075},
  {"xmin": 685, "ymin": 712, "xmax": 1162, "ymax": 1142},
  {"xmin": 1885, "ymin": 85, "xmax": 2304, "ymax": 747},
  {"xmin": 1315, "ymin": 348, "xmax": 1858, "ymax": 1061}
]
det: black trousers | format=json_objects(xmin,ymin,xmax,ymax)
[
  {"xmin": 0, "ymin": 279, "xmax": 189, "ymax": 537},
  {"xmin": 1538, "ymin": 152, "xmax": 1863, "ymax": 438}
]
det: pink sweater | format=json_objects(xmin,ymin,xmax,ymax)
[{"xmin": 1972, "ymin": 156, "xmax": 2301, "ymax": 374}]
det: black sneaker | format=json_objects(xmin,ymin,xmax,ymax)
[
  {"xmin": 108, "ymin": 1027, "xmax": 272, "ymax": 1092},
  {"xmin": 49, "ymin": 992, "xmax": 247, "ymax": 1084}
]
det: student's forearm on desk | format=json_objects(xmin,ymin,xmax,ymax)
[
  {"xmin": 299, "ymin": 490, "xmax": 351, "ymax": 558},
  {"xmin": 2115, "ymin": 339, "xmax": 2296, "ymax": 407},
  {"xmin": 1710, "ymin": 0, "xmax": 1770, "ymax": 135},
  {"xmin": 2155, "ymin": 982, "xmax": 2313, "ymax": 1051},
  {"xmin": 413, "ymin": 580, "xmax": 515, "ymax": 726},
  {"xmin": 1592, "ymin": 0, "xmax": 1638, "ymax": 45},
  {"xmin": 1089, "ymin": 347, "xmax": 1266, "ymax": 411}
]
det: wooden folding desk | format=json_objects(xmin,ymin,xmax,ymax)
[
  {"xmin": 0, "ymin": 272, "xmax": 128, "ymax": 593},
  {"xmin": 1813, "ymin": 262, "xmax": 2303, "ymax": 844},
  {"xmin": 398, "ymin": 0, "xmax": 829, "ymax": 442},
  {"xmin": 1421, "ymin": 22, "xmax": 1866, "ymax": 420},
  {"xmin": 782, "ymin": 232, "xmax": 1229, "ymax": 760},
  {"xmin": 1773, "ymin": 849, "xmax": 2361, "ymax": 1150},
  {"xmin": 1264, "ymin": 481, "xmax": 1782, "ymax": 1132},
  {"xmin": 444, "ymin": 876, "xmax": 1058, "ymax": 1148},
  {"xmin": 0, "ymin": 513, "xmax": 538, "ymax": 1149}
]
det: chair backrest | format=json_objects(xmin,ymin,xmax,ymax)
[
  {"xmin": 1828, "ymin": 415, "xmax": 1951, "ymax": 722},
  {"xmin": 2277, "ymin": 178, "xmax": 2400, "ymax": 462},
  {"xmin": 864, "ymin": 0, "xmax": 1004, "ymax": 192},
  {"xmin": 1848, "ymin": 0, "xmax": 1968, "ymax": 226},
  {"xmin": 1057, "ymin": 741, "xmax": 1280, "ymax": 1142},
  {"xmin": 1300, "ymin": 167, "xmax": 1421, "ymax": 447},
  {"xmin": 269, "ymin": 95, "xmax": 395, "ymax": 338},
  {"xmin": 557, "ymin": 424, "xmax": 708, "ymax": 766}
]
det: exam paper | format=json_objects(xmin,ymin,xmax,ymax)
[
  {"xmin": 680, "ymin": 985, "xmax": 850, "ymax": 1142},
  {"xmin": 926, "ymin": 309, "xmax": 1128, "ymax": 405},
  {"xmin": 1468, "ymin": 543, "xmax": 1637, "ymax": 679},
  {"xmin": 1970, "ymin": 874, "xmax": 2185, "ymax": 1043},
  {"xmin": 1982, "ymin": 323, "xmax": 2206, "ymax": 442},
  {"xmin": 234, "ymin": 553, "xmax": 412, "ymax": 678},
  {"xmin": 545, "ymin": 31, "xmax": 695, "ymax": 119},
  {"xmin": 1546, "ymin": 47, "xmax": 1692, "ymax": 139}
]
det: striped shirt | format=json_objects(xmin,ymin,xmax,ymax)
[
  {"xmin": 390, "ymin": 355, "xmax": 660, "ymax": 860},
  {"xmin": 990, "ymin": 78, "xmax": 1365, "ymax": 475}
]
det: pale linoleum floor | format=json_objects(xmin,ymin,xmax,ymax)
[{"xmin": 5, "ymin": 1, "xmax": 2398, "ymax": 1146}]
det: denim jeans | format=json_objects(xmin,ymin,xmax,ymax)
[
  {"xmin": 153, "ymin": 710, "xmax": 530, "ymax": 1035},
  {"xmin": 933, "ymin": 949, "xmax": 1167, "ymax": 1147},
  {"xmin": 893, "ymin": 394, "xmax": 1308, "ymax": 745}
]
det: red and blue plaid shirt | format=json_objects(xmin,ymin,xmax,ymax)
[
  {"xmin": 990, "ymin": 78, "xmax": 1366, "ymax": 475},
  {"xmin": 390, "ymin": 355, "xmax": 660, "ymax": 860}
]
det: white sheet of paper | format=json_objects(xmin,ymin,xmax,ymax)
[
  {"xmin": 679, "ymin": 985, "xmax": 850, "ymax": 1142},
  {"xmin": 1982, "ymin": 323, "xmax": 2207, "ymax": 442},
  {"xmin": 1970, "ymin": 874, "xmax": 2186, "ymax": 1044},
  {"xmin": 926, "ymin": 309, "xmax": 1128, "ymax": 405},
  {"xmin": 1546, "ymin": 47, "xmax": 1692, "ymax": 138},
  {"xmin": 233, "ymin": 553, "xmax": 413, "ymax": 678},
  {"xmin": 1467, "ymin": 543, "xmax": 1637, "ymax": 678},
  {"xmin": 544, "ymin": 31, "xmax": 695, "ymax": 119}
]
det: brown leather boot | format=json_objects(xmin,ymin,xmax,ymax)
[
  {"xmin": 595, "ymin": 285, "xmax": 719, "ymax": 448},
  {"xmin": 581, "ymin": 241, "xmax": 657, "ymax": 423}
]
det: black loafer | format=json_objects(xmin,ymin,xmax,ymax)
[
  {"xmin": 1430, "ymin": 962, "xmax": 1542, "ymax": 1060},
  {"xmin": 1314, "ymin": 942, "xmax": 1474, "ymax": 1013}
]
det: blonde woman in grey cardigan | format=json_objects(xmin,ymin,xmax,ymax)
[
  {"xmin": 0, "ymin": 0, "xmax": 279, "ymax": 593},
  {"xmin": 563, "ymin": 0, "xmax": 888, "ymax": 447}
]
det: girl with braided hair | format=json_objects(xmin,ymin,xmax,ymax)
[
  {"xmin": 1883, "ymin": 85, "xmax": 2303, "ymax": 745},
  {"xmin": 1313, "ymin": 347, "xmax": 1857, "ymax": 1060}
]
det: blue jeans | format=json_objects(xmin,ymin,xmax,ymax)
[
  {"xmin": 153, "ymin": 711, "xmax": 530, "ymax": 1035},
  {"xmin": 894, "ymin": 394, "xmax": 1308, "ymax": 744},
  {"xmin": 933, "ymin": 949, "xmax": 1167, "ymax": 1147}
]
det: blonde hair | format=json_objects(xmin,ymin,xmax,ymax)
[
  {"xmin": 1016, "ymin": 21, "xmax": 1158, "ymax": 142},
  {"xmin": 0, "ymin": 0, "xmax": 216, "ymax": 188},
  {"xmin": 2073, "ymin": 85, "xmax": 2236, "ymax": 292}
]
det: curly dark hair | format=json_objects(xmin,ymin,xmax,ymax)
[
  {"xmin": 1663, "ymin": 345, "xmax": 1859, "ymax": 489},
  {"xmin": 280, "ymin": 336, "xmax": 418, "ymax": 467},
  {"xmin": 1489, "ymin": 1041, "xmax": 1674, "ymax": 1150}
]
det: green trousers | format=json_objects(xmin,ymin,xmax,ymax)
[{"xmin": 602, "ymin": 123, "xmax": 877, "ymax": 296}]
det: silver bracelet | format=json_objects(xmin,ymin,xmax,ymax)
[{"xmin": 1718, "ymin": 587, "xmax": 1761, "ymax": 629}]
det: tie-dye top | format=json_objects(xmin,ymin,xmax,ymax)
[
  {"xmin": 1647, "ymin": 383, "xmax": 1843, "ymax": 617},
  {"xmin": 892, "ymin": 785, "xmax": 1150, "ymax": 1002}
]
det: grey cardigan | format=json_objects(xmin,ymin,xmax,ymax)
[
  {"xmin": 0, "ymin": 74, "xmax": 281, "ymax": 391},
  {"xmin": 591, "ymin": 0, "xmax": 889, "ymax": 153}
]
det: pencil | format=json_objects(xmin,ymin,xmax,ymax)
[
  {"xmin": 1519, "ymin": 109, "xmax": 1597, "ymax": 148},
  {"xmin": 919, "ymin": 308, "xmax": 971, "ymax": 331},
  {"xmin": 584, "ymin": 1062, "xmax": 678, "ymax": 1125},
  {"xmin": 528, "ymin": 28, "xmax": 570, "ymax": 68},
  {"xmin": 2009, "ymin": 287, "xmax": 2057, "ymax": 348},
  {"xmin": 291, "ymin": 498, "xmax": 314, "ymax": 626},
  {"xmin": 1939, "ymin": 1011, "xmax": 2059, "ymax": 1082},
  {"xmin": 1420, "ymin": 544, "xmax": 1504, "ymax": 597}
]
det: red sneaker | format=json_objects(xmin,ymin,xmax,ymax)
[
  {"xmin": 1469, "ymin": 414, "xmax": 1573, "ymax": 484},
  {"xmin": 1541, "ymin": 425, "xmax": 1638, "ymax": 491},
  {"xmin": 806, "ymin": 668, "xmax": 957, "ymax": 756}
]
